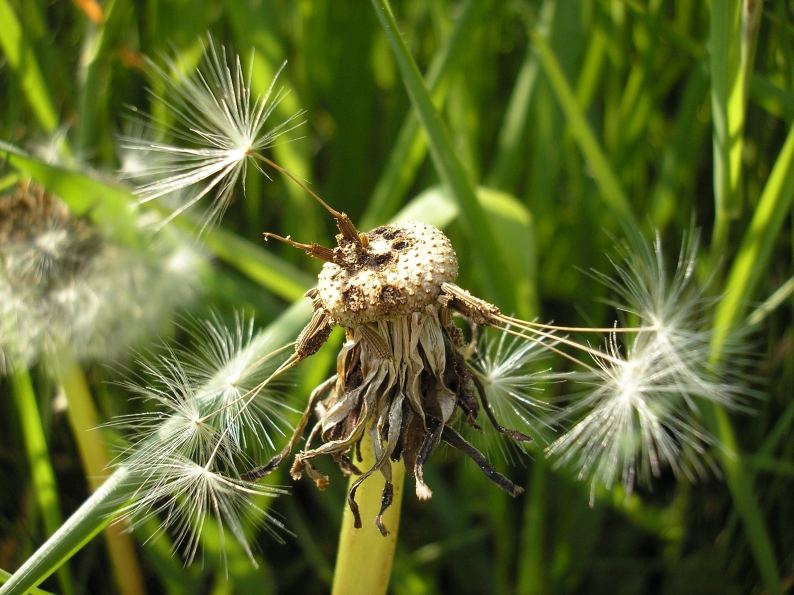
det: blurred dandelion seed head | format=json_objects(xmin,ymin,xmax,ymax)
[
  {"xmin": 0, "ymin": 184, "xmax": 203, "ymax": 371},
  {"xmin": 121, "ymin": 36, "xmax": 305, "ymax": 227}
]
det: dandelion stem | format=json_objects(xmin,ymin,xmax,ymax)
[
  {"xmin": 52, "ymin": 348, "xmax": 145, "ymax": 595},
  {"xmin": 331, "ymin": 432, "xmax": 405, "ymax": 595}
]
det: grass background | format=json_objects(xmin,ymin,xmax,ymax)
[{"xmin": 1, "ymin": 0, "xmax": 793, "ymax": 593}]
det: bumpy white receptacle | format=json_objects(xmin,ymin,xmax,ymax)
[{"xmin": 316, "ymin": 222, "xmax": 458, "ymax": 326}]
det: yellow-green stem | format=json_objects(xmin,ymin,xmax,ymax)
[
  {"xmin": 9, "ymin": 365, "xmax": 74, "ymax": 595},
  {"xmin": 331, "ymin": 434, "xmax": 405, "ymax": 595},
  {"xmin": 52, "ymin": 349, "xmax": 145, "ymax": 595}
]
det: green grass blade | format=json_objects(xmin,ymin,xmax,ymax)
[
  {"xmin": 704, "ymin": 127, "xmax": 794, "ymax": 595},
  {"xmin": 52, "ymin": 349, "xmax": 145, "ymax": 595},
  {"xmin": 370, "ymin": 0, "xmax": 514, "ymax": 308},
  {"xmin": 201, "ymin": 226, "xmax": 313, "ymax": 301},
  {"xmin": 8, "ymin": 367, "xmax": 74, "ymax": 595},
  {"xmin": 0, "ymin": 0, "xmax": 58, "ymax": 132},
  {"xmin": 0, "ymin": 570, "xmax": 54, "ymax": 595},
  {"xmin": 0, "ymin": 467, "xmax": 130, "ymax": 595},
  {"xmin": 359, "ymin": 0, "xmax": 486, "ymax": 230},
  {"xmin": 516, "ymin": 461, "xmax": 547, "ymax": 595},
  {"xmin": 711, "ymin": 126, "xmax": 794, "ymax": 352},
  {"xmin": 527, "ymin": 25, "xmax": 637, "ymax": 229},
  {"xmin": 710, "ymin": 0, "xmax": 761, "ymax": 254},
  {"xmin": 487, "ymin": 0, "xmax": 554, "ymax": 191},
  {"xmin": 74, "ymin": 0, "xmax": 131, "ymax": 155}
]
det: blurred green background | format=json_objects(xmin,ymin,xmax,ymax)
[{"xmin": 1, "ymin": 0, "xmax": 792, "ymax": 593}]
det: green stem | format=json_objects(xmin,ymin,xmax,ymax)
[
  {"xmin": 8, "ymin": 366, "xmax": 74, "ymax": 595},
  {"xmin": 52, "ymin": 349, "xmax": 146, "ymax": 595},
  {"xmin": 331, "ymin": 434, "xmax": 405, "ymax": 595},
  {"xmin": 370, "ymin": 0, "xmax": 514, "ymax": 308},
  {"xmin": 0, "ymin": 467, "xmax": 131, "ymax": 595}
]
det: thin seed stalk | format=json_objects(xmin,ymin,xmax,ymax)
[
  {"xmin": 52, "ymin": 348, "xmax": 145, "ymax": 595},
  {"xmin": 331, "ymin": 433, "xmax": 405, "ymax": 595}
]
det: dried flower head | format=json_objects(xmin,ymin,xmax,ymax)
[
  {"xmin": 241, "ymin": 204, "xmax": 547, "ymax": 535},
  {"xmin": 121, "ymin": 37, "xmax": 304, "ymax": 227}
]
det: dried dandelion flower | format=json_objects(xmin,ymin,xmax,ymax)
[
  {"xmin": 235, "ymin": 196, "xmax": 748, "ymax": 531},
  {"xmin": 243, "ymin": 203, "xmax": 546, "ymax": 535}
]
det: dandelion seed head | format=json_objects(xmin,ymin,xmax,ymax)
[
  {"xmin": 119, "ymin": 453, "xmax": 287, "ymax": 565},
  {"xmin": 0, "ymin": 184, "xmax": 202, "ymax": 371},
  {"xmin": 546, "ymin": 231, "xmax": 744, "ymax": 493}
]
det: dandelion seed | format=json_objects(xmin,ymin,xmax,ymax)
[
  {"xmin": 119, "ymin": 453, "xmax": 287, "ymax": 565},
  {"xmin": 546, "ymin": 333, "xmax": 717, "ymax": 496},
  {"xmin": 545, "ymin": 233, "xmax": 745, "ymax": 495},
  {"xmin": 111, "ymin": 314, "xmax": 294, "ymax": 563},
  {"xmin": 121, "ymin": 37, "xmax": 304, "ymax": 227},
  {"xmin": 595, "ymin": 231, "xmax": 742, "ymax": 407},
  {"xmin": 470, "ymin": 329, "xmax": 557, "ymax": 463}
]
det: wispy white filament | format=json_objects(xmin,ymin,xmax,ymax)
[
  {"xmin": 547, "ymin": 232, "xmax": 744, "ymax": 493},
  {"xmin": 112, "ymin": 313, "xmax": 295, "ymax": 563},
  {"xmin": 471, "ymin": 329, "xmax": 557, "ymax": 462},
  {"xmin": 122, "ymin": 37, "xmax": 305, "ymax": 227}
]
